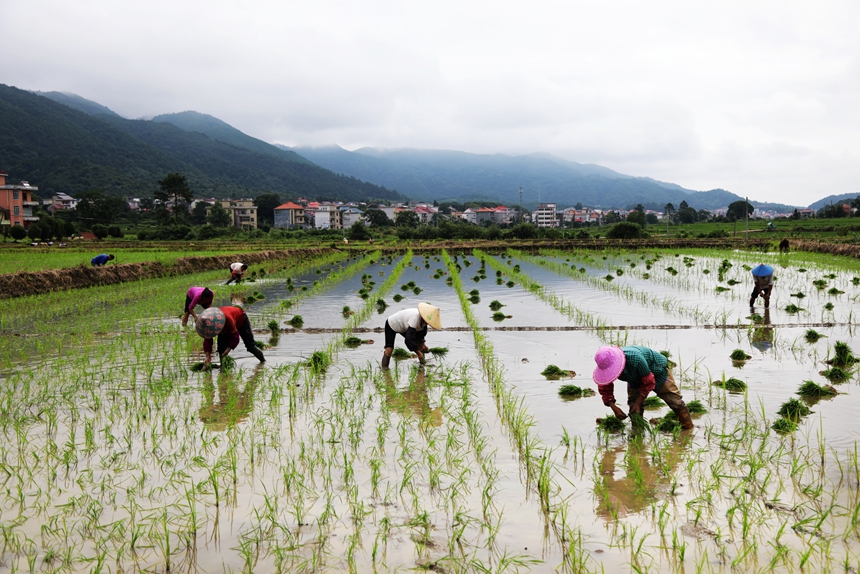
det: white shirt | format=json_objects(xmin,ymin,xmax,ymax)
[
  {"xmin": 387, "ymin": 308, "xmax": 425, "ymax": 333},
  {"xmin": 230, "ymin": 262, "xmax": 244, "ymax": 272}
]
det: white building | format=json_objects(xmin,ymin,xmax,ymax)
[{"xmin": 534, "ymin": 203, "xmax": 558, "ymax": 228}]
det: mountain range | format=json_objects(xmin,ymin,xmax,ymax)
[{"xmin": 0, "ymin": 83, "xmax": 830, "ymax": 211}]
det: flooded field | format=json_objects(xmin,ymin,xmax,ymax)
[{"xmin": 3, "ymin": 246, "xmax": 860, "ymax": 572}]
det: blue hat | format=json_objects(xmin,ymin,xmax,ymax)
[{"xmin": 752, "ymin": 264, "xmax": 774, "ymax": 277}]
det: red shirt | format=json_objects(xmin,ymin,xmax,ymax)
[{"xmin": 221, "ymin": 306, "xmax": 246, "ymax": 333}]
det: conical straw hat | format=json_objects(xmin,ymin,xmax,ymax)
[
  {"xmin": 418, "ymin": 302, "xmax": 441, "ymax": 330},
  {"xmin": 196, "ymin": 307, "xmax": 226, "ymax": 338}
]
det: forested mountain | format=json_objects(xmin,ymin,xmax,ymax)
[
  {"xmin": 809, "ymin": 193, "xmax": 860, "ymax": 211},
  {"xmin": 35, "ymin": 91, "xmax": 122, "ymax": 117},
  {"xmin": 291, "ymin": 145, "xmax": 797, "ymax": 211},
  {"xmin": 0, "ymin": 84, "xmax": 401, "ymax": 201}
]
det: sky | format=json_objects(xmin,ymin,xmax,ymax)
[{"xmin": 3, "ymin": 0, "xmax": 859, "ymax": 205}]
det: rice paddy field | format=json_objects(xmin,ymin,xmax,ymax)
[{"xmin": 4, "ymin": 245, "xmax": 860, "ymax": 573}]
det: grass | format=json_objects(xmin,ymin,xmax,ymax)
[
  {"xmin": 557, "ymin": 385, "xmax": 594, "ymax": 397},
  {"xmin": 713, "ymin": 377, "xmax": 747, "ymax": 392},
  {"xmin": 797, "ymin": 380, "xmax": 838, "ymax": 397}
]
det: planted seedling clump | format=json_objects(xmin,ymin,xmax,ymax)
[
  {"xmin": 820, "ymin": 367, "xmax": 850, "ymax": 382},
  {"xmin": 805, "ymin": 329, "xmax": 824, "ymax": 343},
  {"xmin": 392, "ymin": 347, "xmax": 413, "ymax": 359},
  {"xmin": 730, "ymin": 349, "xmax": 752, "ymax": 361},
  {"xmin": 784, "ymin": 304, "xmax": 804, "ymax": 313},
  {"xmin": 713, "ymin": 377, "xmax": 747, "ymax": 392},
  {"xmin": 491, "ymin": 311, "xmax": 508, "ymax": 322},
  {"xmin": 772, "ymin": 417, "xmax": 798, "ymax": 434},
  {"xmin": 541, "ymin": 365, "xmax": 573, "ymax": 378},
  {"xmin": 393, "ymin": 294, "xmax": 404, "ymax": 302},
  {"xmin": 344, "ymin": 336, "xmax": 363, "ymax": 347},
  {"xmin": 288, "ymin": 315, "xmax": 304, "ymax": 328},
  {"xmin": 488, "ymin": 300, "xmax": 504, "ymax": 311},
  {"xmin": 642, "ymin": 396, "xmax": 665, "ymax": 409},
  {"xmin": 777, "ymin": 398, "xmax": 812, "ymax": 419},
  {"xmin": 827, "ymin": 341, "xmax": 858, "ymax": 367},
  {"xmin": 797, "ymin": 380, "xmax": 838, "ymax": 397},
  {"xmin": 428, "ymin": 347, "xmax": 449, "ymax": 357},
  {"xmin": 597, "ymin": 415, "xmax": 626, "ymax": 433},
  {"xmin": 687, "ymin": 400, "xmax": 707, "ymax": 414},
  {"xmin": 558, "ymin": 385, "xmax": 594, "ymax": 398}
]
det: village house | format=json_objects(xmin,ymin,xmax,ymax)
[
  {"xmin": 0, "ymin": 172, "xmax": 39, "ymax": 229},
  {"xmin": 533, "ymin": 203, "xmax": 558, "ymax": 228},
  {"xmin": 273, "ymin": 201, "xmax": 306, "ymax": 229}
]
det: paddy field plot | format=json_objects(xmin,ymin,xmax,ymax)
[{"xmin": 3, "ymin": 247, "xmax": 860, "ymax": 573}]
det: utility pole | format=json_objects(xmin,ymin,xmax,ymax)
[
  {"xmin": 745, "ymin": 196, "xmax": 749, "ymax": 245},
  {"xmin": 519, "ymin": 186, "xmax": 523, "ymax": 224}
]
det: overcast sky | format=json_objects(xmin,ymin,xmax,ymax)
[{"xmin": 4, "ymin": 0, "xmax": 859, "ymax": 204}]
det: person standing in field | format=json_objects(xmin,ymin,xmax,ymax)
[
  {"xmin": 181, "ymin": 286, "xmax": 215, "ymax": 326},
  {"xmin": 196, "ymin": 306, "xmax": 265, "ymax": 367},
  {"xmin": 749, "ymin": 263, "xmax": 774, "ymax": 309},
  {"xmin": 381, "ymin": 303, "xmax": 442, "ymax": 368},
  {"xmin": 225, "ymin": 262, "xmax": 248, "ymax": 285},
  {"xmin": 91, "ymin": 254, "xmax": 114, "ymax": 266},
  {"xmin": 592, "ymin": 345, "xmax": 694, "ymax": 430}
]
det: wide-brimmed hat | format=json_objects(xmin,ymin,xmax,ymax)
[
  {"xmin": 196, "ymin": 307, "xmax": 226, "ymax": 338},
  {"xmin": 593, "ymin": 345, "xmax": 626, "ymax": 384},
  {"xmin": 418, "ymin": 302, "xmax": 442, "ymax": 330},
  {"xmin": 752, "ymin": 263, "xmax": 774, "ymax": 277}
]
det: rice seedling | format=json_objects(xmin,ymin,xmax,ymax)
[
  {"xmin": 642, "ymin": 396, "xmax": 665, "ymax": 409},
  {"xmin": 655, "ymin": 413, "xmax": 680, "ymax": 433},
  {"xmin": 713, "ymin": 377, "xmax": 747, "ymax": 392},
  {"xmin": 828, "ymin": 287, "xmax": 844, "ymax": 295},
  {"xmin": 596, "ymin": 416, "xmax": 626, "ymax": 433},
  {"xmin": 344, "ymin": 336, "xmax": 363, "ymax": 347},
  {"xmin": 715, "ymin": 286, "xmax": 730, "ymax": 293},
  {"xmin": 288, "ymin": 315, "xmax": 304, "ymax": 328},
  {"xmin": 748, "ymin": 313, "xmax": 764, "ymax": 323},
  {"xmin": 820, "ymin": 367, "xmax": 850, "ymax": 382},
  {"xmin": 306, "ymin": 350, "xmax": 331, "ymax": 372},
  {"xmin": 491, "ymin": 311, "xmax": 508, "ymax": 322},
  {"xmin": 730, "ymin": 349, "xmax": 752, "ymax": 361},
  {"xmin": 790, "ymin": 291, "xmax": 806, "ymax": 298},
  {"xmin": 687, "ymin": 400, "xmax": 707, "ymax": 414},
  {"xmin": 506, "ymin": 280, "xmax": 515, "ymax": 288},
  {"xmin": 824, "ymin": 302, "xmax": 835, "ymax": 311},
  {"xmin": 805, "ymin": 329, "xmax": 824, "ymax": 343},
  {"xmin": 777, "ymin": 398, "xmax": 812, "ymax": 419},
  {"xmin": 557, "ymin": 385, "xmax": 594, "ymax": 397},
  {"xmin": 267, "ymin": 319, "xmax": 280, "ymax": 333},
  {"xmin": 604, "ymin": 274, "xmax": 614, "ymax": 281},
  {"xmin": 413, "ymin": 286, "xmax": 423, "ymax": 295},
  {"xmin": 827, "ymin": 341, "xmax": 858, "ymax": 367},
  {"xmin": 427, "ymin": 347, "xmax": 448, "ymax": 357},
  {"xmin": 392, "ymin": 294, "xmax": 404, "ymax": 302},
  {"xmin": 784, "ymin": 304, "xmax": 804, "ymax": 313},
  {"xmin": 469, "ymin": 288, "xmax": 480, "ymax": 296},
  {"xmin": 541, "ymin": 365, "xmax": 573, "ymax": 378},
  {"xmin": 375, "ymin": 298, "xmax": 388, "ymax": 313},
  {"xmin": 771, "ymin": 417, "xmax": 797, "ymax": 434},
  {"xmin": 797, "ymin": 380, "xmax": 838, "ymax": 397},
  {"xmin": 392, "ymin": 347, "xmax": 413, "ymax": 359},
  {"xmin": 488, "ymin": 300, "xmax": 504, "ymax": 311}
]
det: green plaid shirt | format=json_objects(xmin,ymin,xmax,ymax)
[{"xmin": 618, "ymin": 346, "xmax": 669, "ymax": 390}]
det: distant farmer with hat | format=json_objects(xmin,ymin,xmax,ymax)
[
  {"xmin": 91, "ymin": 254, "xmax": 114, "ymax": 266},
  {"xmin": 225, "ymin": 262, "xmax": 248, "ymax": 285},
  {"xmin": 196, "ymin": 306, "xmax": 265, "ymax": 368},
  {"xmin": 592, "ymin": 345, "xmax": 693, "ymax": 430},
  {"xmin": 182, "ymin": 286, "xmax": 215, "ymax": 326},
  {"xmin": 750, "ymin": 263, "xmax": 774, "ymax": 309},
  {"xmin": 381, "ymin": 303, "xmax": 441, "ymax": 368}
]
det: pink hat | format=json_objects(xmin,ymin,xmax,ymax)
[{"xmin": 593, "ymin": 346, "xmax": 626, "ymax": 384}]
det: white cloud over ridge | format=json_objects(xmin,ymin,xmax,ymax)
[{"xmin": 2, "ymin": 0, "xmax": 859, "ymax": 204}]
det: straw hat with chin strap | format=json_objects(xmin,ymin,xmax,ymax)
[{"xmin": 418, "ymin": 302, "xmax": 442, "ymax": 330}]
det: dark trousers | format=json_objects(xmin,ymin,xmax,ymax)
[
  {"xmin": 750, "ymin": 285, "xmax": 772, "ymax": 306},
  {"xmin": 218, "ymin": 319, "xmax": 264, "ymax": 361},
  {"xmin": 384, "ymin": 321, "xmax": 397, "ymax": 348}
]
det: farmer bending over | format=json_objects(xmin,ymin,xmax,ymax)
[
  {"xmin": 196, "ymin": 306, "xmax": 265, "ymax": 367},
  {"xmin": 226, "ymin": 262, "xmax": 248, "ymax": 285},
  {"xmin": 749, "ymin": 263, "xmax": 774, "ymax": 309},
  {"xmin": 182, "ymin": 286, "xmax": 215, "ymax": 326},
  {"xmin": 592, "ymin": 345, "xmax": 693, "ymax": 430},
  {"xmin": 91, "ymin": 254, "xmax": 114, "ymax": 266},
  {"xmin": 381, "ymin": 303, "xmax": 441, "ymax": 369}
]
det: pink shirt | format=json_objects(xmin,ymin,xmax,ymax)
[{"xmin": 187, "ymin": 287, "xmax": 210, "ymax": 310}]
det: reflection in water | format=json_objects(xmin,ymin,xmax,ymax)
[
  {"xmin": 381, "ymin": 367, "xmax": 443, "ymax": 429},
  {"xmin": 198, "ymin": 365, "xmax": 262, "ymax": 431},
  {"xmin": 751, "ymin": 309, "xmax": 774, "ymax": 354},
  {"xmin": 595, "ymin": 434, "xmax": 691, "ymax": 519}
]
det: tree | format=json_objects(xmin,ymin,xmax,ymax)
[
  {"xmin": 664, "ymin": 203, "xmax": 675, "ymax": 216},
  {"xmin": 254, "ymin": 193, "xmax": 281, "ymax": 225},
  {"xmin": 348, "ymin": 221, "xmax": 371, "ymax": 241},
  {"xmin": 365, "ymin": 209, "xmax": 393, "ymax": 227},
  {"xmin": 603, "ymin": 211, "xmax": 621, "ymax": 225},
  {"xmin": 108, "ymin": 226, "xmax": 124, "ymax": 238},
  {"xmin": 206, "ymin": 202, "xmax": 233, "ymax": 227},
  {"xmin": 91, "ymin": 224, "xmax": 109, "ymax": 240},
  {"xmin": 10, "ymin": 225, "xmax": 27, "ymax": 242},
  {"xmin": 154, "ymin": 173, "xmax": 193, "ymax": 225},
  {"xmin": 679, "ymin": 200, "xmax": 689, "ymax": 211},
  {"xmin": 190, "ymin": 201, "xmax": 209, "ymax": 225},
  {"xmin": 645, "ymin": 213, "xmax": 659, "ymax": 225},
  {"xmin": 76, "ymin": 190, "xmax": 129, "ymax": 226},
  {"xmin": 395, "ymin": 210, "xmax": 420, "ymax": 228},
  {"xmin": 27, "ymin": 223, "xmax": 43, "ymax": 241},
  {"xmin": 626, "ymin": 210, "xmax": 646, "ymax": 227},
  {"xmin": 574, "ymin": 202, "xmax": 583, "ymax": 210},
  {"xmin": 678, "ymin": 207, "xmax": 698, "ymax": 224},
  {"xmin": 606, "ymin": 222, "xmax": 643, "ymax": 239},
  {"xmin": 727, "ymin": 200, "xmax": 754, "ymax": 221},
  {"xmin": 851, "ymin": 196, "xmax": 860, "ymax": 216}
]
